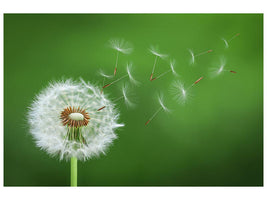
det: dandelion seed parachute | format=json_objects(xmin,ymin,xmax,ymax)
[
  {"xmin": 149, "ymin": 46, "xmax": 168, "ymax": 58},
  {"xmin": 109, "ymin": 39, "xmax": 133, "ymax": 54},
  {"xmin": 102, "ymin": 64, "xmax": 139, "ymax": 90},
  {"xmin": 158, "ymin": 95, "xmax": 169, "ymax": 112},
  {"xmin": 222, "ymin": 33, "xmax": 240, "ymax": 48},
  {"xmin": 121, "ymin": 84, "xmax": 135, "ymax": 108},
  {"xmin": 126, "ymin": 63, "xmax": 140, "ymax": 86},
  {"xmin": 209, "ymin": 59, "xmax": 225, "ymax": 78},
  {"xmin": 149, "ymin": 46, "xmax": 168, "ymax": 81},
  {"xmin": 98, "ymin": 69, "xmax": 113, "ymax": 79},
  {"xmin": 188, "ymin": 49, "xmax": 195, "ymax": 64},
  {"xmin": 170, "ymin": 59, "xmax": 178, "ymax": 76},
  {"xmin": 222, "ymin": 38, "xmax": 229, "ymax": 48},
  {"xmin": 189, "ymin": 49, "xmax": 212, "ymax": 64},
  {"xmin": 28, "ymin": 79, "xmax": 124, "ymax": 161},
  {"xmin": 109, "ymin": 39, "xmax": 133, "ymax": 76},
  {"xmin": 209, "ymin": 58, "xmax": 237, "ymax": 78},
  {"xmin": 170, "ymin": 80, "xmax": 188, "ymax": 105},
  {"xmin": 145, "ymin": 95, "xmax": 169, "ymax": 126}
]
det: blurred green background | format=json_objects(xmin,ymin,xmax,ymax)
[{"xmin": 4, "ymin": 14, "xmax": 263, "ymax": 186}]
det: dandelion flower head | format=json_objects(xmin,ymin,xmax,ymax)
[{"xmin": 28, "ymin": 79, "xmax": 123, "ymax": 161}]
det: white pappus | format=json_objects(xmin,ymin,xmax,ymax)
[{"xmin": 28, "ymin": 79, "xmax": 124, "ymax": 161}]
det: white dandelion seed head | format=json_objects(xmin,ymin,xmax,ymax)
[
  {"xmin": 171, "ymin": 80, "xmax": 188, "ymax": 105},
  {"xmin": 188, "ymin": 49, "xmax": 195, "ymax": 64},
  {"xmin": 126, "ymin": 63, "xmax": 140, "ymax": 86},
  {"xmin": 109, "ymin": 39, "xmax": 133, "ymax": 54},
  {"xmin": 28, "ymin": 79, "xmax": 124, "ymax": 161},
  {"xmin": 149, "ymin": 46, "xmax": 168, "ymax": 58},
  {"xmin": 158, "ymin": 95, "xmax": 170, "ymax": 112}
]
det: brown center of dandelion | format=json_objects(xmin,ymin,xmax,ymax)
[{"xmin": 60, "ymin": 106, "xmax": 90, "ymax": 128}]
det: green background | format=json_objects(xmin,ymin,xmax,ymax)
[{"xmin": 4, "ymin": 14, "xmax": 263, "ymax": 186}]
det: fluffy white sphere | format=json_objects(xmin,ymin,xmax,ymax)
[{"xmin": 28, "ymin": 79, "xmax": 124, "ymax": 161}]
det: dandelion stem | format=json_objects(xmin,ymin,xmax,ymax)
[
  {"xmin": 228, "ymin": 33, "xmax": 240, "ymax": 42},
  {"xmin": 71, "ymin": 157, "xmax": 77, "ymax": 187},
  {"xmin": 103, "ymin": 74, "xmax": 128, "ymax": 89},
  {"xmin": 114, "ymin": 51, "xmax": 119, "ymax": 76},
  {"xmin": 113, "ymin": 96, "xmax": 124, "ymax": 102},
  {"xmin": 146, "ymin": 107, "xmax": 162, "ymax": 125},
  {"xmin": 152, "ymin": 56, "xmax": 158, "ymax": 74},
  {"xmin": 195, "ymin": 50, "xmax": 212, "ymax": 57},
  {"xmin": 156, "ymin": 69, "xmax": 171, "ymax": 79}
]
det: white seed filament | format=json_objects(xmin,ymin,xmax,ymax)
[{"xmin": 69, "ymin": 113, "xmax": 84, "ymax": 121}]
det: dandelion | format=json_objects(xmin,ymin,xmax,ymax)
[
  {"xmin": 170, "ymin": 80, "xmax": 189, "ymax": 105},
  {"xmin": 222, "ymin": 39, "xmax": 229, "ymax": 48},
  {"xmin": 98, "ymin": 69, "xmax": 113, "ymax": 79},
  {"xmin": 151, "ymin": 59, "xmax": 178, "ymax": 81},
  {"xmin": 189, "ymin": 49, "xmax": 213, "ymax": 64},
  {"xmin": 98, "ymin": 69, "xmax": 113, "ymax": 93},
  {"xmin": 222, "ymin": 33, "xmax": 240, "ymax": 48},
  {"xmin": 28, "ymin": 79, "xmax": 124, "ymax": 186},
  {"xmin": 103, "ymin": 63, "xmax": 138, "ymax": 90},
  {"xmin": 98, "ymin": 84, "xmax": 134, "ymax": 113},
  {"xmin": 109, "ymin": 39, "xmax": 133, "ymax": 76},
  {"xmin": 209, "ymin": 58, "xmax": 237, "ymax": 77},
  {"xmin": 149, "ymin": 45, "xmax": 168, "ymax": 81},
  {"xmin": 209, "ymin": 58, "xmax": 226, "ymax": 77},
  {"xmin": 171, "ymin": 77, "xmax": 203, "ymax": 105},
  {"xmin": 114, "ymin": 84, "xmax": 135, "ymax": 108},
  {"xmin": 126, "ymin": 63, "xmax": 140, "ymax": 85},
  {"xmin": 145, "ymin": 95, "xmax": 169, "ymax": 126},
  {"xmin": 189, "ymin": 49, "xmax": 195, "ymax": 64}
]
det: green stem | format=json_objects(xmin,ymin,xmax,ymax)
[{"xmin": 71, "ymin": 157, "xmax": 77, "ymax": 187}]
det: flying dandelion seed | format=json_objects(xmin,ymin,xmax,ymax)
[
  {"xmin": 114, "ymin": 84, "xmax": 135, "ymax": 108},
  {"xmin": 145, "ymin": 95, "xmax": 169, "ymax": 126},
  {"xmin": 149, "ymin": 46, "xmax": 168, "ymax": 81},
  {"xmin": 170, "ymin": 80, "xmax": 189, "ymax": 105},
  {"xmin": 209, "ymin": 58, "xmax": 237, "ymax": 78},
  {"xmin": 222, "ymin": 33, "xmax": 240, "ymax": 48},
  {"xmin": 126, "ymin": 63, "xmax": 140, "ymax": 86},
  {"xmin": 209, "ymin": 58, "xmax": 226, "ymax": 77},
  {"xmin": 102, "ymin": 64, "xmax": 138, "ymax": 90},
  {"xmin": 189, "ymin": 49, "xmax": 212, "ymax": 64},
  {"xmin": 171, "ymin": 77, "xmax": 202, "ymax": 105},
  {"xmin": 109, "ymin": 39, "xmax": 133, "ymax": 76},
  {"xmin": 189, "ymin": 49, "xmax": 195, "ymax": 64},
  {"xmin": 222, "ymin": 38, "xmax": 229, "ymax": 48},
  {"xmin": 228, "ymin": 33, "xmax": 240, "ymax": 42},
  {"xmin": 98, "ymin": 69, "xmax": 113, "ymax": 93},
  {"xmin": 170, "ymin": 59, "xmax": 178, "ymax": 76},
  {"xmin": 98, "ymin": 84, "xmax": 134, "ymax": 111},
  {"xmin": 151, "ymin": 59, "xmax": 178, "ymax": 81},
  {"xmin": 98, "ymin": 69, "xmax": 114, "ymax": 79}
]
